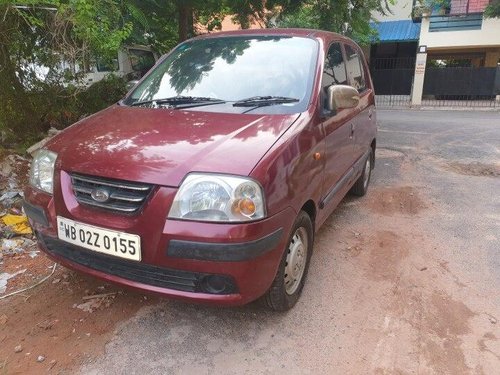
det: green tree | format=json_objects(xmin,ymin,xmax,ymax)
[
  {"xmin": 149, "ymin": 0, "xmax": 306, "ymax": 46},
  {"xmin": 485, "ymin": 0, "xmax": 500, "ymax": 18},
  {"xmin": 273, "ymin": 0, "xmax": 394, "ymax": 45},
  {"xmin": 0, "ymin": 0, "xmax": 134, "ymax": 144}
]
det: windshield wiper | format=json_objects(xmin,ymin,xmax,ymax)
[
  {"xmin": 130, "ymin": 96, "xmax": 225, "ymax": 108},
  {"xmin": 232, "ymin": 96, "xmax": 299, "ymax": 107}
]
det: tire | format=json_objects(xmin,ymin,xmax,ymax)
[
  {"xmin": 350, "ymin": 149, "xmax": 373, "ymax": 197},
  {"xmin": 263, "ymin": 210, "xmax": 313, "ymax": 311}
]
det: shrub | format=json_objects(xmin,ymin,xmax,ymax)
[
  {"xmin": 76, "ymin": 74, "xmax": 128, "ymax": 117},
  {"xmin": 0, "ymin": 75, "xmax": 128, "ymax": 150}
]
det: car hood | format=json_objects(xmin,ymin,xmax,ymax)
[{"xmin": 47, "ymin": 105, "xmax": 299, "ymax": 186}]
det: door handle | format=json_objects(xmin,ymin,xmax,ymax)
[{"xmin": 350, "ymin": 123, "xmax": 354, "ymax": 138}]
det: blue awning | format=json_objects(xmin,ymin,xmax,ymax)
[{"xmin": 370, "ymin": 20, "xmax": 421, "ymax": 43}]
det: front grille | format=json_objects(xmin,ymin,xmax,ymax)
[
  {"xmin": 39, "ymin": 235, "xmax": 236, "ymax": 294},
  {"xmin": 71, "ymin": 173, "xmax": 153, "ymax": 214}
]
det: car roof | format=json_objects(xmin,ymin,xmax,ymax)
[{"xmin": 191, "ymin": 28, "xmax": 350, "ymax": 43}]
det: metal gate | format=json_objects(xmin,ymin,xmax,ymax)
[
  {"xmin": 422, "ymin": 67, "xmax": 500, "ymax": 108},
  {"xmin": 371, "ymin": 57, "xmax": 415, "ymax": 108}
]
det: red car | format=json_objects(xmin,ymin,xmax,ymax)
[{"xmin": 24, "ymin": 29, "xmax": 376, "ymax": 311}]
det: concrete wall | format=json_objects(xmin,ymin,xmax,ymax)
[
  {"xmin": 372, "ymin": 0, "xmax": 413, "ymax": 21},
  {"xmin": 419, "ymin": 16, "xmax": 500, "ymax": 49}
]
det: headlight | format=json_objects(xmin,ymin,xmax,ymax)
[
  {"xmin": 29, "ymin": 149, "xmax": 57, "ymax": 194},
  {"xmin": 168, "ymin": 174, "xmax": 266, "ymax": 222}
]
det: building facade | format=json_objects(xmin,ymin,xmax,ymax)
[
  {"xmin": 412, "ymin": 0, "xmax": 500, "ymax": 106},
  {"xmin": 370, "ymin": 1, "xmax": 421, "ymax": 106},
  {"xmin": 371, "ymin": 0, "xmax": 500, "ymax": 107}
]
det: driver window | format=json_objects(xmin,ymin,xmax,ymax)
[
  {"xmin": 323, "ymin": 43, "xmax": 348, "ymax": 89},
  {"xmin": 322, "ymin": 43, "xmax": 348, "ymax": 109}
]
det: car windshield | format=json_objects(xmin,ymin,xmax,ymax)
[{"xmin": 124, "ymin": 35, "xmax": 318, "ymax": 114}]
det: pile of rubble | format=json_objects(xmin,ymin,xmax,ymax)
[
  {"xmin": 0, "ymin": 152, "xmax": 34, "ymax": 252},
  {"xmin": 0, "ymin": 150, "xmax": 38, "ymax": 293},
  {"xmin": 1, "ymin": 129, "xmax": 61, "ymax": 296}
]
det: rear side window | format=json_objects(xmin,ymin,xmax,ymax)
[{"xmin": 344, "ymin": 44, "xmax": 366, "ymax": 92}]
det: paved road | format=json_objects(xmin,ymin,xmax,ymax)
[
  {"xmin": 82, "ymin": 110, "xmax": 500, "ymax": 375},
  {"xmin": 378, "ymin": 110, "xmax": 500, "ymax": 286}
]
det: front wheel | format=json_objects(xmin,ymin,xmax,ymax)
[
  {"xmin": 263, "ymin": 211, "xmax": 313, "ymax": 311},
  {"xmin": 350, "ymin": 149, "xmax": 373, "ymax": 197}
]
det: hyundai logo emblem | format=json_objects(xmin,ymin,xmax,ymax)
[{"xmin": 90, "ymin": 188, "xmax": 110, "ymax": 203}]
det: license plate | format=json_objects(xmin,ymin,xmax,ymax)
[{"xmin": 57, "ymin": 216, "xmax": 141, "ymax": 261}]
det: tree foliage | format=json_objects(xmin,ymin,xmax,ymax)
[
  {"xmin": 273, "ymin": 0, "xmax": 394, "ymax": 45},
  {"xmin": 484, "ymin": 0, "xmax": 500, "ymax": 18},
  {"xmin": 0, "ymin": 0, "xmax": 137, "ymax": 144},
  {"xmin": 120, "ymin": 0, "xmax": 279, "ymax": 52}
]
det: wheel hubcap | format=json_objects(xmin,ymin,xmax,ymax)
[
  {"xmin": 363, "ymin": 156, "xmax": 371, "ymax": 189},
  {"xmin": 284, "ymin": 227, "xmax": 308, "ymax": 295}
]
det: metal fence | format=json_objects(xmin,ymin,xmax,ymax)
[
  {"xmin": 371, "ymin": 57, "xmax": 415, "ymax": 108},
  {"xmin": 420, "ymin": 97, "xmax": 500, "ymax": 108},
  {"xmin": 422, "ymin": 66, "xmax": 500, "ymax": 108},
  {"xmin": 375, "ymin": 95, "xmax": 412, "ymax": 108},
  {"xmin": 372, "ymin": 57, "xmax": 500, "ymax": 109}
]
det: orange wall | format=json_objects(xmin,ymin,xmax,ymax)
[{"xmin": 219, "ymin": 15, "xmax": 265, "ymax": 31}]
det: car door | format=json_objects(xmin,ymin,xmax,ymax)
[
  {"xmin": 320, "ymin": 42, "xmax": 358, "ymax": 207},
  {"xmin": 344, "ymin": 43, "xmax": 375, "ymax": 162}
]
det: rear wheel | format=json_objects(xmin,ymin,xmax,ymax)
[
  {"xmin": 350, "ymin": 149, "xmax": 373, "ymax": 197},
  {"xmin": 263, "ymin": 211, "xmax": 313, "ymax": 311}
]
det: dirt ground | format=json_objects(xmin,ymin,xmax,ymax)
[
  {"xmin": 1, "ymin": 109, "xmax": 500, "ymax": 374},
  {"xmin": 0, "ymin": 258, "xmax": 156, "ymax": 374},
  {"xmin": 0, "ymin": 150, "xmax": 158, "ymax": 374}
]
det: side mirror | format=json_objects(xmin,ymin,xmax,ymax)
[{"xmin": 327, "ymin": 85, "xmax": 360, "ymax": 112}]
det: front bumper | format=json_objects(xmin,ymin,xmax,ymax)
[{"xmin": 24, "ymin": 183, "xmax": 295, "ymax": 306}]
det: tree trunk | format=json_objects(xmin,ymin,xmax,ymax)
[{"xmin": 177, "ymin": 2, "xmax": 193, "ymax": 42}]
